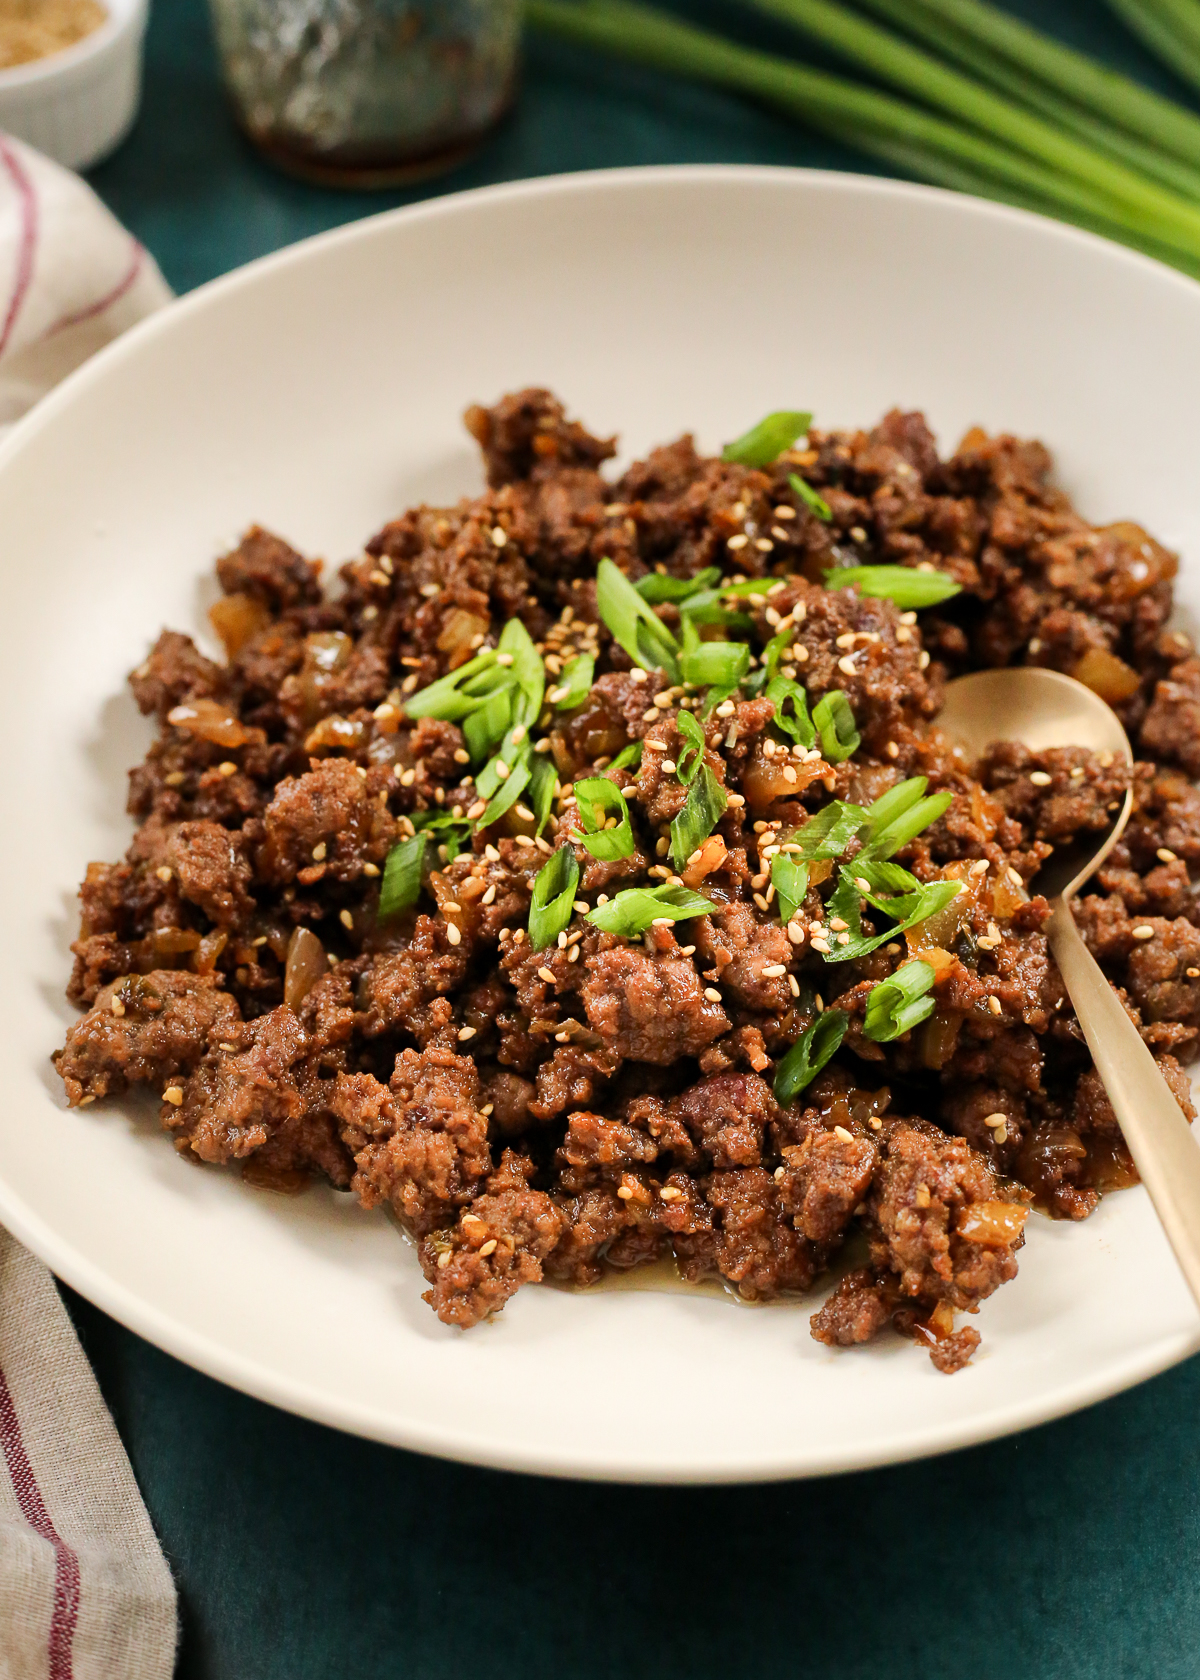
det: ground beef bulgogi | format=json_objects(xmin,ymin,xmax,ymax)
[{"xmin": 54, "ymin": 390, "xmax": 1200, "ymax": 1372}]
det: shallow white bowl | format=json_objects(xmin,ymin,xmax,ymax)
[
  {"xmin": 3, "ymin": 165, "xmax": 1200, "ymax": 1483},
  {"xmin": 0, "ymin": 0, "xmax": 146, "ymax": 169}
]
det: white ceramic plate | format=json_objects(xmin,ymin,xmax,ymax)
[{"xmin": 4, "ymin": 165, "xmax": 1200, "ymax": 1483}]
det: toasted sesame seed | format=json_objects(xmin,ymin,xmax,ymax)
[
  {"xmin": 218, "ymin": 761, "xmax": 238, "ymax": 778},
  {"xmin": 828, "ymin": 917, "xmax": 849, "ymax": 932},
  {"xmin": 835, "ymin": 632, "xmax": 857, "ymax": 649},
  {"xmin": 164, "ymin": 771, "xmax": 186, "ymax": 786},
  {"xmin": 643, "ymin": 706, "xmax": 660, "ymax": 722},
  {"xmin": 162, "ymin": 1086, "xmax": 184, "ymax": 1106},
  {"xmin": 988, "ymin": 996, "xmax": 1002, "ymax": 1016},
  {"xmin": 661, "ymin": 758, "xmax": 678, "ymax": 775},
  {"xmin": 154, "ymin": 865, "xmax": 173, "ymax": 884},
  {"xmin": 1188, "ymin": 968, "xmax": 1200, "ymax": 978},
  {"xmin": 1132, "ymin": 925, "xmax": 1155, "ymax": 940},
  {"xmin": 616, "ymin": 1185, "xmax": 634, "ymax": 1200},
  {"xmin": 1158, "ymin": 847, "xmax": 1178, "ymax": 863},
  {"xmin": 400, "ymin": 768, "xmax": 417, "ymax": 788},
  {"xmin": 970, "ymin": 859, "xmax": 990, "ymax": 876},
  {"xmin": 458, "ymin": 1026, "xmax": 477, "ymax": 1042},
  {"xmin": 762, "ymin": 964, "xmax": 787, "ymax": 978},
  {"xmin": 704, "ymin": 987, "xmax": 722, "ymax": 1003},
  {"xmin": 538, "ymin": 966, "xmax": 556, "ymax": 984},
  {"xmin": 837, "ymin": 654, "xmax": 858, "ymax": 676},
  {"xmin": 894, "ymin": 628, "xmax": 912, "ymax": 645},
  {"xmin": 1007, "ymin": 866, "xmax": 1023, "ymax": 887},
  {"xmin": 495, "ymin": 652, "xmax": 514, "ymax": 667},
  {"xmin": 914, "ymin": 1184, "xmax": 932, "ymax": 1208},
  {"xmin": 787, "ymin": 921, "xmax": 804, "ymax": 945},
  {"xmin": 630, "ymin": 668, "xmax": 648, "ymax": 683},
  {"xmin": 467, "ymin": 799, "xmax": 486, "ymax": 819},
  {"xmin": 811, "ymin": 937, "xmax": 831, "ymax": 954},
  {"xmin": 437, "ymin": 1251, "xmax": 452, "ymax": 1269},
  {"xmin": 515, "ymin": 835, "xmax": 535, "ymax": 848},
  {"xmin": 1029, "ymin": 770, "xmax": 1053, "ymax": 787},
  {"xmin": 918, "ymin": 650, "xmax": 930, "ymax": 669},
  {"xmin": 110, "ymin": 995, "xmax": 125, "ymax": 1017},
  {"xmin": 833, "ymin": 1124, "xmax": 854, "ymax": 1144},
  {"xmin": 755, "ymin": 537, "xmax": 774, "ymax": 553},
  {"xmin": 339, "ymin": 909, "xmax": 354, "ymax": 931},
  {"xmin": 311, "ymin": 842, "xmax": 327, "ymax": 862},
  {"xmin": 446, "ymin": 923, "xmax": 462, "ymax": 946},
  {"xmin": 362, "ymin": 606, "xmax": 379, "ymax": 622},
  {"xmin": 659, "ymin": 1186, "xmax": 682, "ymax": 1202}
]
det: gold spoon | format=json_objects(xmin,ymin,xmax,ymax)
[{"xmin": 939, "ymin": 667, "xmax": 1200, "ymax": 1308}]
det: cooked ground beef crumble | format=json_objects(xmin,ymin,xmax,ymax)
[{"xmin": 54, "ymin": 390, "xmax": 1200, "ymax": 1373}]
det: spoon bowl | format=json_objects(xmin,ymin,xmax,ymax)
[
  {"xmin": 940, "ymin": 665, "xmax": 1200, "ymax": 1313},
  {"xmin": 939, "ymin": 666, "xmax": 1134, "ymax": 902}
]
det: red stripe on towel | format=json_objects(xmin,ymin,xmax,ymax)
[
  {"xmin": 0, "ymin": 1366, "xmax": 80, "ymax": 1679},
  {"xmin": 0, "ymin": 137, "xmax": 38, "ymax": 359},
  {"xmin": 49, "ymin": 240, "xmax": 146, "ymax": 335}
]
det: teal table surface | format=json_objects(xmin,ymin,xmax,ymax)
[{"xmin": 63, "ymin": 3, "xmax": 1200, "ymax": 1675}]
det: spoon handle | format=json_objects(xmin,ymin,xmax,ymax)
[{"xmin": 1049, "ymin": 898, "xmax": 1200, "ymax": 1308}]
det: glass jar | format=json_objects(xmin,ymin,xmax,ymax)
[{"xmin": 208, "ymin": 0, "xmax": 519, "ymax": 186}]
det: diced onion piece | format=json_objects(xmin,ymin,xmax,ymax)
[
  {"xmin": 437, "ymin": 609, "xmax": 491, "ymax": 665},
  {"xmin": 193, "ymin": 930, "xmax": 228, "ymax": 974},
  {"xmin": 906, "ymin": 861, "xmax": 981, "ymax": 956},
  {"xmin": 284, "ymin": 926, "xmax": 327, "ymax": 1009},
  {"xmin": 681, "ymin": 834, "xmax": 727, "ymax": 889},
  {"xmin": 742, "ymin": 743, "xmax": 826, "ymax": 812},
  {"xmin": 1070, "ymin": 646, "xmax": 1140, "ymax": 704},
  {"xmin": 166, "ymin": 697, "xmax": 251, "ymax": 748},
  {"xmin": 956, "ymin": 1201, "xmax": 1029, "ymax": 1248},
  {"xmin": 304, "ymin": 714, "xmax": 369, "ymax": 755},
  {"xmin": 209, "ymin": 592, "xmax": 271, "ymax": 659}
]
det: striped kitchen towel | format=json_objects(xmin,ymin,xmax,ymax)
[
  {"xmin": 0, "ymin": 1230, "xmax": 176, "ymax": 1678},
  {"xmin": 0, "ymin": 130, "xmax": 170, "ymax": 428},
  {"xmin": 0, "ymin": 132, "xmax": 176, "ymax": 1678}
]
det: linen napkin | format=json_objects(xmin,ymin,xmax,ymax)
[
  {"xmin": 0, "ymin": 134, "xmax": 177, "ymax": 1677},
  {"xmin": 0, "ymin": 132, "xmax": 170, "ymax": 427}
]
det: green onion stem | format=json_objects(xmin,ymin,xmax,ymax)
[
  {"xmin": 738, "ymin": 0, "xmax": 1200, "ymax": 259},
  {"xmin": 527, "ymin": 0, "xmax": 1193, "ymax": 267},
  {"xmin": 856, "ymin": 0, "xmax": 1200, "ymax": 168},
  {"xmin": 859, "ymin": 0, "xmax": 1200, "ymax": 203},
  {"xmin": 846, "ymin": 126, "xmax": 1200, "ymax": 275},
  {"xmin": 1105, "ymin": 0, "xmax": 1200, "ymax": 96}
]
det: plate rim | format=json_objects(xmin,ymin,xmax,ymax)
[{"xmin": 6, "ymin": 160, "xmax": 1200, "ymax": 1482}]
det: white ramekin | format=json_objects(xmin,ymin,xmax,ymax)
[{"xmin": 0, "ymin": 0, "xmax": 148, "ymax": 170}]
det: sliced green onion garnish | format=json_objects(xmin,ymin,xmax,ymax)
[
  {"xmin": 378, "ymin": 833, "xmax": 427, "ymax": 919},
  {"xmin": 463, "ymin": 683, "xmax": 514, "ymax": 761},
  {"xmin": 771, "ymin": 853, "xmax": 809, "ymax": 925},
  {"xmin": 699, "ymin": 683, "xmax": 741, "ymax": 720},
  {"xmin": 554, "ymin": 653, "xmax": 595, "ymax": 710},
  {"xmin": 609, "ymin": 739, "xmax": 644, "ymax": 773},
  {"xmin": 527, "ymin": 753, "xmax": 557, "ymax": 834},
  {"xmin": 819, "ymin": 868, "xmax": 961, "ymax": 962},
  {"xmin": 572, "ymin": 776, "xmax": 635, "ymax": 860},
  {"xmin": 474, "ymin": 754, "xmax": 533, "ymax": 830},
  {"xmin": 826, "ymin": 565, "xmax": 961, "ymax": 609},
  {"xmin": 596, "ymin": 557, "xmax": 681, "ymax": 681},
  {"xmin": 773, "ymin": 1009, "xmax": 849, "ymax": 1103},
  {"xmin": 636, "ymin": 567, "xmax": 720, "ymax": 603},
  {"xmin": 849, "ymin": 859, "xmax": 963, "ymax": 932},
  {"xmin": 670, "ymin": 763, "xmax": 728, "ymax": 869},
  {"xmin": 863, "ymin": 960, "xmax": 937, "ymax": 1042},
  {"xmin": 788, "ymin": 470, "xmax": 832, "ymax": 522},
  {"xmin": 722, "ymin": 410, "xmax": 812, "ymax": 468},
  {"xmin": 790, "ymin": 801, "xmax": 868, "ymax": 859},
  {"xmin": 475, "ymin": 731, "xmax": 530, "ymax": 799},
  {"xmin": 813, "ymin": 690, "xmax": 860, "ymax": 762},
  {"xmin": 586, "ymin": 883, "xmax": 716, "ymax": 936},
  {"xmin": 863, "ymin": 776, "xmax": 928, "ymax": 835},
  {"xmin": 861, "ymin": 789, "xmax": 953, "ymax": 859},
  {"xmin": 500, "ymin": 617, "xmax": 546, "ymax": 726},
  {"xmin": 528, "ymin": 846, "xmax": 580, "ymax": 950},
  {"xmin": 679, "ymin": 617, "xmax": 751, "ymax": 689},
  {"xmin": 765, "ymin": 674, "xmax": 816, "ymax": 748},
  {"xmin": 760, "ymin": 626, "xmax": 794, "ymax": 682},
  {"xmin": 674, "ymin": 711, "xmax": 707, "ymax": 784},
  {"xmin": 403, "ymin": 648, "xmax": 499, "ymax": 723}
]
